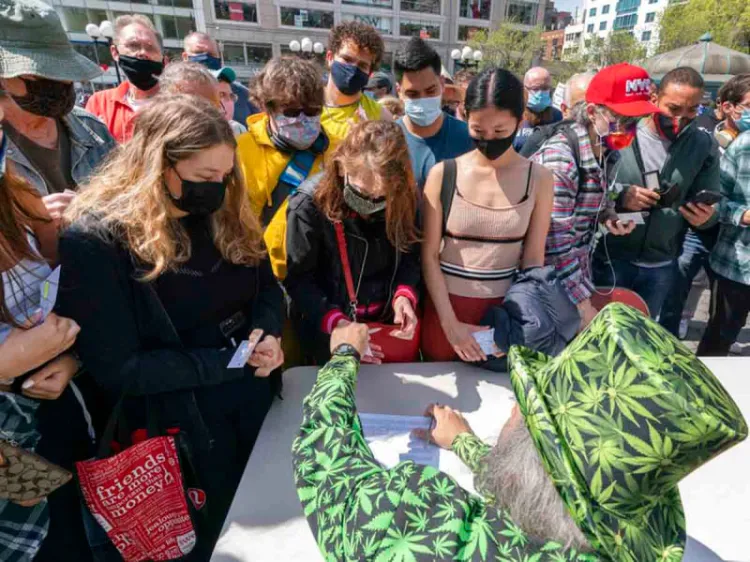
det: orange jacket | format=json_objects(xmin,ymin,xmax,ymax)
[{"xmin": 84, "ymin": 82, "xmax": 136, "ymax": 144}]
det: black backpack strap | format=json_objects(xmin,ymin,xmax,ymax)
[
  {"xmin": 440, "ymin": 159, "xmax": 457, "ymax": 237},
  {"xmin": 560, "ymin": 125, "xmax": 583, "ymax": 185}
]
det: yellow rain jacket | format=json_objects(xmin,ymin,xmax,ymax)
[
  {"xmin": 320, "ymin": 94, "xmax": 383, "ymax": 152},
  {"xmin": 237, "ymin": 114, "xmax": 327, "ymax": 279}
]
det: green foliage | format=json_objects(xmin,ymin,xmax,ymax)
[
  {"xmin": 657, "ymin": 0, "xmax": 750, "ymax": 54},
  {"xmin": 467, "ymin": 21, "xmax": 543, "ymax": 77},
  {"xmin": 565, "ymin": 32, "xmax": 647, "ymax": 71}
]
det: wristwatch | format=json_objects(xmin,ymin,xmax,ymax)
[{"xmin": 332, "ymin": 343, "xmax": 361, "ymax": 362}]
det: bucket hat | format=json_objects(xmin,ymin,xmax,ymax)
[
  {"xmin": 0, "ymin": 0, "xmax": 102, "ymax": 82},
  {"xmin": 509, "ymin": 303, "xmax": 747, "ymax": 562}
]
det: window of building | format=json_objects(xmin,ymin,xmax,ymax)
[
  {"xmin": 214, "ymin": 0, "xmax": 258, "ymax": 23},
  {"xmin": 157, "ymin": 0, "xmax": 193, "ymax": 8},
  {"xmin": 589, "ymin": 7, "xmax": 596, "ymax": 16},
  {"xmin": 599, "ymin": 21, "xmax": 607, "ymax": 30},
  {"xmin": 645, "ymin": 12, "xmax": 655, "ymax": 22},
  {"xmin": 160, "ymin": 15, "xmax": 195, "ymax": 39},
  {"xmin": 342, "ymin": 0, "xmax": 392, "ymax": 7},
  {"xmin": 246, "ymin": 43, "xmax": 273, "ymax": 64},
  {"xmin": 615, "ymin": 0, "xmax": 640, "ymax": 14},
  {"xmin": 648, "ymin": 0, "xmax": 657, "ymax": 3},
  {"xmin": 280, "ymin": 7, "xmax": 334, "ymax": 28},
  {"xmin": 60, "ymin": 7, "xmax": 104, "ymax": 33},
  {"xmin": 602, "ymin": 4, "xmax": 610, "ymax": 14},
  {"xmin": 399, "ymin": 18, "xmax": 441, "ymax": 39},
  {"xmin": 613, "ymin": 13, "xmax": 637, "ymax": 30},
  {"xmin": 222, "ymin": 42, "xmax": 246, "ymax": 64},
  {"xmin": 587, "ymin": 23, "xmax": 594, "ymax": 33},
  {"xmin": 459, "ymin": 0, "xmax": 491, "ymax": 20},
  {"xmin": 458, "ymin": 25, "xmax": 485, "ymax": 40},
  {"xmin": 163, "ymin": 47, "xmax": 183, "ymax": 62},
  {"xmin": 506, "ymin": 1, "xmax": 536, "ymax": 25},
  {"xmin": 342, "ymin": 13, "xmax": 393, "ymax": 34},
  {"xmin": 401, "ymin": 0, "xmax": 440, "ymax": 15},
  {"xmin": 71, "ymin": 41, "xmax": 114, "ymax": 66},
  {"xmin": 642, "ymin": 30, "xmax": 652, "ymax": 41}
]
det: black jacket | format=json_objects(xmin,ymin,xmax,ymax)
[
  {"xmin": 284, "ymin": 175, "xmax": 421, "ymax": 333},
  {"xmin": 56, "ymin": 217, "xmax": 283, "ymax": 450},
  {"xmin": 481, "ymin": 266, "xmax": 580, "ymax": 371}
]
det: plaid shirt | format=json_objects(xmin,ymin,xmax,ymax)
[
  {"xmin": 710, "ymin": 130, "xmax": 750, "ymax": 285},
  {"xmin": 0, "ymin": 393, "xmax": 48, "ymax": 562},
  {"xmin": 531, "ymin": 123, "xmax": 611, "ymax": 304}
]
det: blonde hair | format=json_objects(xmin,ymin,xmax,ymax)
[
  {"xmin": 378, "ymin": 95, "xmax": 404, "ymax": 118},
  {"xmin": 113, "ymin": 14, "xmax": 162, "ymax": 50},
  {"xmin": 65, "ymin": 95, "xmax": 265, "ymax": 281}
]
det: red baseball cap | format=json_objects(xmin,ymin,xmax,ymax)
[{"xmin": 585, "ymin": 63, "xmax": 659, "ymax": 117}]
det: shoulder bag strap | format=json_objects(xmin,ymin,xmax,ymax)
[
  {"xmin": 261, "ymin": 149, "xmax": 318, "ymax": 226},
  {"xmin": 333, "ymin": 222, "xmax": 358, "ymax": 321},
  {"xmin": 440, "ymin": 159, "xmax": 458, "ymax": 238}
]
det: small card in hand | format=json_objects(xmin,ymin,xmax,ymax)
[{"xmin": 227, "ymin": 329, "xmax": 264, "ymax": 369}]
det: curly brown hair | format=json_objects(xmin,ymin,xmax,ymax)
[
  {"xmin": 328, "ymin": 21, "xmax": 384, "ymax": 71},
  {"xmin": 249, "ymin": 56, "xmax": 324, "ymax": 110},
  {"xmin": 314, "ymin": 121, "xmax": 419, "ymax": 252}
]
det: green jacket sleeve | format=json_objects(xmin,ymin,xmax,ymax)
[{"xmin": 292, "ymin": 356, "xmax": 579, "ymax": 561}]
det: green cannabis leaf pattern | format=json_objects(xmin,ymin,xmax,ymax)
[
  {"xmin": 292, "ymin": 355, "xmax": 598, "ymax": 562},
  {"xmin": 508, "ymin": 303, "xmax": 748, "ymax": 562}
]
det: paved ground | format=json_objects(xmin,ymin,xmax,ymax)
[{"xmin": 679, "ymin": 276, "xmax": 750, "ymax": 356}]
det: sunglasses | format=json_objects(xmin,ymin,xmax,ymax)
[{"xmin": 271, "ymin": 105, "xmax": 322, "ymax": 118}]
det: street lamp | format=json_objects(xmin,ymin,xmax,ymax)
[
  {"xmin": 86, "ymin": 20, "xmax": 121, "ymax": 85},
  {"xmin": 289, "ymin": 37, "xmax": 325, "ymax": 59},
  {"xmin": 451, "ymin": 46, "xmax": 483, "ymax": 70}
]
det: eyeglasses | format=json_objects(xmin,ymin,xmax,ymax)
[
  {"xmin": 219, "ymin": 92, "xmax": 239, "ymax": 103},
  {"xmin": 117, "ymin": 39, "xmax": 161, "ymax": 58},
  {"xmin": 272, "ymin": 105, "xmax": 322, "ymax": 118}
]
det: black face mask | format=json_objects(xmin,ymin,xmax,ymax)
[
  {"xmin": 117, "ymin": 54, "xmax": 164, "ymax": 91},
  {"xmin": 471, "ymin": 129, "xmax": 518, "ymax": 161},
  {"xmin": 654, "ymin": 113, "xmax": 692, "ymax": 142},
  {"xmin": 12, "ymin": 78, "xmax": 75, "ymax": 118},
  {"xmin": 169, "ymin": 169, "xmax": 228, "ymax": 216}
]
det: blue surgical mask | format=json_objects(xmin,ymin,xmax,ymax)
[
  {"xmin": 330, "ymin": 61, "xmax": 369, "ymax": 96},
  {"xmin": 527, "ymin": 89, "xmax": 552, "ymax": 113},
  {"xmin": 404, "ymin": 95, "xmax": 443, "ymax": 127},
  {"xmin": 189, "ymin": 53, "xmax": 222, "ymax": 71},
  {"xmin": 737, "ymin": 108, "xmax": 750, "ymax": 133}
]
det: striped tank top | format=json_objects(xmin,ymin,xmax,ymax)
[{"xmin": 439, "ymin": 159, "xmax": 536, "ymax": 299}]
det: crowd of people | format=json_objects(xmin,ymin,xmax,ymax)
[{"xmin": 1, "ymin": 0, "xmax": 749, "ymax": 560}]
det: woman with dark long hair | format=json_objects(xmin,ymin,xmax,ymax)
[
  {"xmin": 0, "ymin": 109, "xmax": 92, "ymax": 561},
  {"xmin": 285, "ymin": 120, "xmax": 421, "ymax": 364},
  {"xmin": 421, "ymin": 67, "xmax": 554, "ymax": 363}
]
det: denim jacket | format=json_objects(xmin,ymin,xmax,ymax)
[{"xmin": 7, "ymin": 107, "xmax": 115, "ymax": 196}]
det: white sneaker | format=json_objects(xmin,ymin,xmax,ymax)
[{"xmin": 679, "ymin": 318, "xmax": 689, "ymax": 340}]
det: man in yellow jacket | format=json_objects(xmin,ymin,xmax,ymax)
[{"xmin": 237, "ymin": 56, "xmax": 330, "ymax": 280}]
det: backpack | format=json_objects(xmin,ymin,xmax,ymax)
[{"xmin": 519, "ymin": 120, "xmax": 582, "ymax": 180}]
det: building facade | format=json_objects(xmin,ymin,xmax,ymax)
[
  {"xmin": 52, "ymin": 0, "xmax": 546, "ymax": 85},
  {"xmin": 541, "ymin": 28, "xmax": 564, "ymax": 60},
  {"xmin": 571, "ymin": 0, "xmax": 669, "ymax": 57}
]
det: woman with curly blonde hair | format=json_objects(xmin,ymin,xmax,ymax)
[
  {"xmin": 285, "ymin": 120, "xmax": 421, "ymax": 364},
  {"xmin": 57, "ymin": 95, "xmax": 284, "ymax": 558}
]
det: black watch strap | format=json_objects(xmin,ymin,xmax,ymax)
[{"xmin": 332, "ymin": 343, "xmax": 361, "ymax": 362}]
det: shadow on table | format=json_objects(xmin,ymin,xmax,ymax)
[{"xmin": 231, "ymin": 363, "xmax": 513, "ymax": 530}]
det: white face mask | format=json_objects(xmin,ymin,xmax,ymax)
[{"xmin": 403, "ymin": 95, "xmax": 443, "ymax": 127}]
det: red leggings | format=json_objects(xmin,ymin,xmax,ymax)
[{"xmin": 421, "ymin": 294, "xmax": 503, "ymax": 362}]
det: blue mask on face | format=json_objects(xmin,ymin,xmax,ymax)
[
  {"xmin": 737, "ymin": 108, "xmax": 750, "ymax": 133},
  {"xmin": 404, "ymin": 95, "xmax": 443, "ymax": 127},
  {"xmin": 189, "ymin": 53, "xmax": 222, "ymax": 71},
  {"xmin": 330, "ymin": 61, "xmax": 369, "ymax": 96},
  {"xmin": 527, "ymin": 89, "xmax": 552, "ymax": 113}
]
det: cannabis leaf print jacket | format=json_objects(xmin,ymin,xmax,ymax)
[{"xmin": 292, "ymin": 354, "xmax": 598, "ymax": 562}]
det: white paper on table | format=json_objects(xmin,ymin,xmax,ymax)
[{"xmin": 359, "ymin": 413, "xmax": 440, "ymax": 469}]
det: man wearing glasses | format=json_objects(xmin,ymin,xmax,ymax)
[
  {"xmin": 213, "ymin": 66, "xmax": 247, "ymax": 136},
  {"xmin": 85, "ymin": 14, "xmax": 166, "ymax": 143},
  {"xmin": 592, "ymin": 66, "xmax": 720, "ymax": 322},
  {"xmin": 531, "ymin": 63, "xmax": 660, "ymax": 329}
]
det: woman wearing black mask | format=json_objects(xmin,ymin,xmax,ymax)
[
  {"xmin": 285, "ymin": 120, "xmax": 421, "ymax": 364},
  {"xmin": 421, "ymin": 67, "xmax": 554, "ymax": 362},
  {"xmin": 58, "ymin": 96, "xmax": 283, "ymax": 558}
]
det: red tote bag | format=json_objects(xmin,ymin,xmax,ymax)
[
  {"xmin": 333, "ymin": 222, "xmax": 420, "ymax": 363},
  {"xmin": 77, "ymin": 435, "xmax": 196, "ymax": 561}
]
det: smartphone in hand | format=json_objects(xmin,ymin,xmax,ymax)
[{"xmin": 689, "ymin": 190, "xmax": 722, "ymax": 206}]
